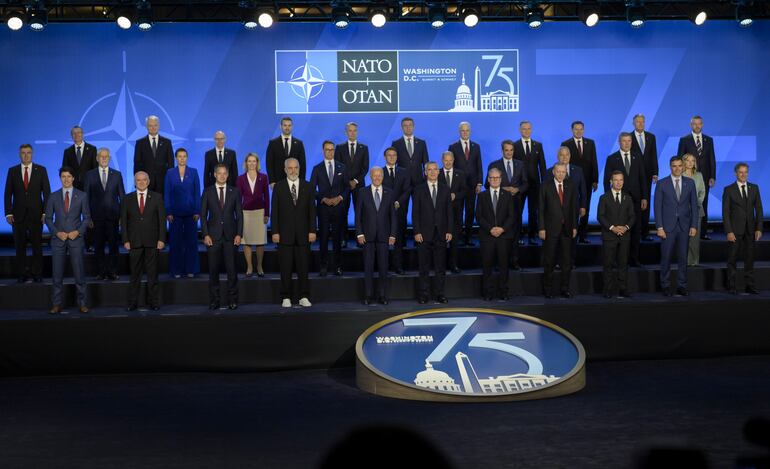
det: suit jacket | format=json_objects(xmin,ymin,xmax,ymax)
[
  {"xmin": 164, "ymin": 166, "xmax": 201, "ymax": 217},
  {"xmin": 546, "ymin": 164, "xmax": 586, "ymax": 210},
  {"xmin": 722, "ymin": 182, "xmax": 763, "ymax": 235},
  {"xmin": 597, "ymin": 191, "xmax": 636, "ymax": 240},
  {"xmin": 4, "ymin": 163, "xmax": 51, "ymax": 222},
  {"xmin": 654, "ymin": 176, "xmax": 699, "ymax": 232},
  {"xmin": 309, "ymin": 160, "xmax": 350, "ymax": 204},
  {"xmin": 334, "ymin": 141, "xmax": 369, "ymax": 187},
  {"xmin": 133, "ymin": 135, "xmax": 174, "ymax": 192},
  {"xmin": 45, "ymin": 188, "xmax": 91, "ymax": 235},
  {"xmin": 677, "ymin": 133, "xmax": 716, "ymax": 182},
  {"xmin": 382, "ymin": 166, "xmax": 412, "ymax": 208},
  {"xmin": 438, "ymin": 167, "xmax": 467, "ymax": 205},
  {"xmin": 513, "ymin": 139, "xmax": 547, "ymax": 183},
  {"xmin": 630, "ymin": 131, "xmax": 659, "ymax": 180},
  {"xmin": 236, "ymin": 172, "xmax": 270, "ymax": 214},
  {"xmin": 121, "ymin": 191, "xmax": 167, "ymax": 247},
  {"xmin": 392, "ymin": 136, "xmax": 429, "ymax": 187},
  {"xmin": 603, "ymin": 150, "xmax": 648, "ymax": 202},
  {"xmin": 449, "ymin": 140, "xmax": 483, "ymax": 187},
  {"xmin": 485, "ymin": 158, "xmax": 529, "ymax": 196},
  {"xmin": 270, "ymin": 179, "xmax": 316, "ymax": 245},
  {"xmin": 355, "ymin": 186, "xmax": 397, "ymax": 243},
  {"xmin": 201, "ymin": 185, "xmax": 244, "ymax": 241},
  {"xmin": 266, "ymin": 135, "xmax": 306, "ymax": 183},
  {"xmin": 62, "ymin": 143, "xmax": 97, "ymax": 190},
  {"xmin": 84, "ymin": 166, "xmax": 125, "ymax": 221},
  {"xmin": 538, "ymin": 179, "xmax": 578, "ymax": 235},
  {"xmin": 203, "ymin": 148, "xmax": 238, "ymax": 187},
  {"xmin": 561, "ymin": 137, "xmax": 599, "ymax": 187},
  {"xmin": 476, "ymin": 189, "xmax": 517, "ymax": 240},
  {"xmin": 412, "ymin": 182, "xmax": 453, "ymax": 242}
]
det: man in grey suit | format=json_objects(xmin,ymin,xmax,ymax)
[{"xmin": 45, "ymin": 167, "xmax": 91, "ymax": 314}]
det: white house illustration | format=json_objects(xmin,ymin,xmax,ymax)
[{"xmin": 449, "ymin": 66, "xmax": 519, "ymax": 112}]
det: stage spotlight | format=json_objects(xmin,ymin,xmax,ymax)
[
  {"xmin": 332, "ymin": 7, "xmax": 350, "ymax": 29},
  {"xmin": 626, "ymin": 4, "xmax": 645, "ymax": 28},
  {"xmin": 525, "ymin": 7, "xmax": 544, "ymax": 29},
  {"xmin": 6, "ymin": 11, "xmax": 24, "ymax": 31},
  {"xmin": 428, "ymin": 5, "xmax": 446, "ymax": 29},
  {"xmin": 691, "ymin": 10, "xmax": 707, "ymax": 26},
  {"xmin": 137, "ymin": 2, "xmax": 153, "ymax": 31},
  {"xmin": 370, "ymin": 9, "xmax": 387, "ymax": 28},
  {"xmin": 460, "ymin": 6, "xmax": 479, "ymax": 28},
  {"xmin": 116, "ymin": 9, "xmax": 134, "ymax": 29},
  {"xmin": 258, "ymin": 10, "xmax": 275, "ymax": 28},
  {"xmin": 580, "ymin": 5, "xmax": 600, "ymax": 27},
  {"xmin": 29, "ymin": 7, "xmax": 48, "ymax": 31},
  {"xmin": 736, "ymin": 4, "xmax": 753, "ymax": 27}
]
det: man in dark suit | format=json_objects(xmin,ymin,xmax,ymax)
[
  {"xmin": 133, "ymin": 115, "xmax": 174, "ymax": 194},
  {"xmin": 561, "ymin": 121, "xmax": 598, "ymax": 243},
  {"xmin": 201, "ymin": 164, "xmax": 243, "ymax": 310},
  {"xmin": 603, "ymin": 132, "xmax": 648, "ymax": 267},
  {"xmin": 598, "ymin": 171, "xmax": 636, "ymax": 299},
  {"xmin": 654, "ymin": 156, "xmax": 699, "ymax": 297},
  {"xmin": 271, "ymin": 158, "xmax": 316, "ymax": 308},
  {"xmin": 355, "ymin": 167, "xmax": 397, "ymax": 305},
  {"xmin": 448, "ymin": 121, "xmax": 483, "ymax": 246},
  {"xmin": 84, "ymin": 148, "xmax": 125, "ymax": 280},
  {"xmin": 412, "ymin": 162, "xmax": 453, "ymax": 304},
  {"xmin": 487, "ymin": 140, "xmax": 528, "ymax": 269},
  {"xmin": 677, "ymin": 115, "xmax": 717, "ymax": 240},
  {"xmin": 439, "ymin": 151, "xmax": 467, "ymax": 273},
  {"xmin": 382, "ymin": 147, "xmax": 411, "ymax": 274},
  {"xmin": 62, "ymin": 125, "xmax": 97, "ymax": 191},
  {"xmin": 630, "ymin": 114, "xmax": 658, "ymax": 241},
  {"xmin": 539, "ymin": 163, "xmax": 578, "ymax": 298},
  {"xmin": 723, "ymin": 163, "xmax": 763, "ymax": 295},
  {"xmin": 334, "ymin": 122, "xmax": 369, "ymax": 244},
  {"xmin": 4, "ymin": 143, "xmax": 51, "ymax": 283},
  {"xmin": 121, "ymin": 171, "xmax": 167, "ymax": 311},
  {"xmin": 477, "ymin": 168, "xmax": 517, "ymax": 301},
  {"xmin": 513, "ymin": 121, "xmax": 546, "ymax": 244},
  {"xmin": 391, "ymin": 117, "xmax": 429, "ymax": 190},
  {"xmin": 310, "ymin": 141, "xmax": 349, "ymax": 276},
  {"xmin": 203, "ymin": 130, "xmax": 238, "ymax": 187},
  {"xmin": 548, "ymin": 147, "xmax": 587, "ymax": 270},
  {"xmin": 45, "ymin": 167, "xmax": 91, "ymax": 314},
  {"xmin": 266, "ymin": 116, "xmax": 306, "ymax": 187}
]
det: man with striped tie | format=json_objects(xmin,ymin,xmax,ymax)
[{"xmin": 677, "ymin": 115, "xmax": 716, "ymax": 240}]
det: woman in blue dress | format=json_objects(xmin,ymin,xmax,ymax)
[{"xmin": 164, "ymin": 147, "xmax": 201, "ymax": 278}]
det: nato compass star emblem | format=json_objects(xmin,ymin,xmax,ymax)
[{"xmin": 288, "ymin": 63, "xmax": 326, "ymax": 102}]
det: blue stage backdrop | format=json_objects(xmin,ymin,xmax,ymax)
[{"xmin": 1, "ymin": 21, "xmax": 768, "ymax": 232}]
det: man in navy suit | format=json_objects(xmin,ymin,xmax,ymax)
[
  {"xmin": 84, "ymin": 148, "xmax": 125, "ymax": 280},
  {"xmin": 439, "ymin": 151, "xmax": 467, "ymax": 273},
  {"xmin": 382, "ymin": 147, "xmax": 411, "ymax": 274},
  {"xmin": 310, "ymin": 141, "xmax": 350, "ymax": 276},
  {"xmin": 45, "ymin": 167, "xmax": 91, "ymax": 314},
  {"xmin": 334, "ymin": 122, "xmax": 369, "ymax": 245},
  {"xmin": 477, "ymin": 168, "xmax": 518, "ymax": 301},
  {"xmin": 603, "ymin": 133, "xmax": 648, "ymax": 267},
  {"xmin": 561, "ymin": 121, "xmax": 599, "ymax": 243},
  {"xmin": 448, "ymin": 121, "xmax": 483, "ymax": 246},
  {"xmin": 391, "ymin": 117, "xmax": 429, "ymax": 190},
  {"xmin": 655, "ymin": 156, "xmax": 699, "ymax": 296},
  {"xmin": 133, "ymin": 115, "xmax": 174, "ymax": 194},
  {"xmin": 513, "ymin": 121, "xmax": 547, "ymax": 244},
  {"xmin": 677, "ymin": 115, "xmax": 717, "ymax": 240},
  {"xmin": 201, "ymin": 164, "xmax": 243, "ymax": 310},
  {"xmin": 630, "ymin": 114, "xmax": 658, "ymax": 240},
  {"xmin": 266, "ymin": 116, "xmax": 306, "ymax": 186},
  {"xmin": 486, "ymin": 140, "xmax": 528, "ymax": 269},
  {"xmin": 355, "ymin": 167, "xmax": 397, "ymax": 305},
  {"xmin": 203, "ymin": 130, "xmax": 238, "ymax": 187},
  {"xmin": 62, "ymin": 125, "xmax": 97, "ymax": 191},
  {"xmin": 413, "ymin": 162, "xmax": 454, "ymax": 304}
]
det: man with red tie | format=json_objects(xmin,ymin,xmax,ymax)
[
  {"xmin": 561, "ymin": 121, "xmax": 598, "ymax": 244},
  {"xmin": 448, "ymin": 121, "xmax": 483, "ymax": 246},
  {"xmin": 539, "ymin": 163, "xmax": 578, "ymax": 298}
]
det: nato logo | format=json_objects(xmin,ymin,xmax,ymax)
[{"xmin": 356, "ymin": 309, "xmax": 585, "ymax": 402}]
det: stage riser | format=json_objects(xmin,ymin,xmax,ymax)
[
  {"xmin": 1, "ymin": 267, "xmax": 767, "ymax": 309},
  {"xmin": 1, "ymin": 240, "xmax": 768, "ymax": 278}
]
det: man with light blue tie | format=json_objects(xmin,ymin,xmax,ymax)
[
  {"xmin": 45, "ymin": 167, "xmax": 91, "ymax": 314},
  {"xmin": 654, "ymin": 156, "xmax": 699, "ymax": 297}
]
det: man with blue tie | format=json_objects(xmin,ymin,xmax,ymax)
[
  {"xmin": 201, "ymin": 164, "xmax": 243, "ymax": 310},
  {"xmin": 334, "ymin": 122, "xmax": 369, "ymax": 247},
  {"xmin": 382, "ymin": 147, "xmax": 411, "ymax": 274},
  {"xmin": 45, "ymin": 167, "xmax": 91, "ymax": 314},
  {"xmin": 355, "ymin": 167, "xmax": 397, "ymax": 305},
  {"xmin": 310, "ymin": 141, "xmax": 349, "ymax": 276},
  {"xmin": 655, "ymin": 156, "xmax": 699, "ymax": 296},
  {"xmin": 486, "ymin": 140, "xmax": 528, "ymax": 269},
  {"xmin": 84, "ymin": 148, "xmax": 125, "ymax": 280}
]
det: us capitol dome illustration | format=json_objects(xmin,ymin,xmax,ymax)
[{"xmin": 414, "ymin": 361, "xmax": 462, "ymax": 392}]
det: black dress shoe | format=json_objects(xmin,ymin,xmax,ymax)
[
  {"xmin": 319, "ymin": 269, "xmax": 328, "ymax": 277},
  {"xmin": 728, "ymin": 288, "xmax": 738, "ymax": 295},
  {"xmin": 676, "ymin": 287, "xmax": 689, "ymax": 297},
  {"xmin": 257, "ymin": 271, "xmax": 265, "ymax": 278},
  {"xmin": 126, "ymin": 304, "xmax": 138, "ymax": 312},
  {"xmin": 109, "ymin": 273, "xmax": 120, "ymax": 281},
  {"xmin": 500, "ymin": 295, "xmax": 511, "ymax": 301},
  {"xmin": 151, "ymin": 305, "xmax": 160, "ymax": 311},
  {"xmin": 33, "ymin": 277, "xmax": 43, "ymax": 283},
  {"xmin": 663, "ymin": 289, "xmax": 672, "ymax": 297},
  {"xmin": 451, "ymin": 266, "xmax": 461, "ymax": 274},
  {"xmin": 418, "ymin": 297, "xmax": 428, "ymax": 304},
  {"xmin": 603, "ymin": 293, "xmax": 612, "ymax": 299},
  {"xmin": 746, "ymin": 287, "xmax": 760, "ymax": 295},
  {"xmin": 334, "ymin": 268, "xmax": 343, "ymax": 276},
  {"xmin": 511, "ymin": 264, "xmax": 521, "ymax": 271},
  {"xmin": 209, "ymin": 302, "xmax": 220, "ymax": 310},
  {"xmin": 436, "ymin": 295, "xmax": 448, "ymax": 304},
  {"xmin": 544, "ymin": 293, "xmax": 554, "ymax": 299},
  {"xmin": 483, "ymin": 296, "xmax": 493, "ymax": 301},
  {"xmin": 379, "ymin": 297, "xmax": 389, "ymax": 305},
  {"xmin": 395, "ymin": 269, "xmax": 405, "ymax": 275},
  {"xmin": 17, "ymin": 277, "xmax": 26, "ymax": 283},
  {"xmin": 561, "ymin": 291, "xmax": 573, "ymax": 299},
  {"xmin": 619, "ymin": 291, "xmax": 631, "ymax": 298},
  {"xmin": 95, "ymin": 274, "xmax": 106, "ymax": 281},
  {"xmin": 228, "ymin": 303, "xmax": 238, "ymax": 310},
  {"xmin": 363, "ymin": 297, "xmax": 372, "ymax": 305}
]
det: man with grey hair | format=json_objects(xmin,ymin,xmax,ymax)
[
  {"xmin": 630, "ymin": 113, "xmax": 658, "ymax": 240},
  {"xmin": 335, "ymin": 121, "xmax": 369, "ymax": 246},
  {"xmin": 204, "ymin": 130, "xmax": 238, "ymax": 187},
  {"xmin": 271, "ymin": 157, "xmax": 316, "ymax": 308},
  {"xmin": 448, "ymin": 121, "xmax": 483, "ymax": 246},
  {"xmin": 84, "ymin": 147, "xmax": 125, "ymax": 280},
  {"xmin": 539, "ymin": 163, "xmax": 578, "ymax": 298},
  {"xmin": 134, "ymin": 115, "xmax": 174, "ymax": 194},
  {"xmin": 62, "ymin": 125, "xmax": 97, "ymax": 191}
]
